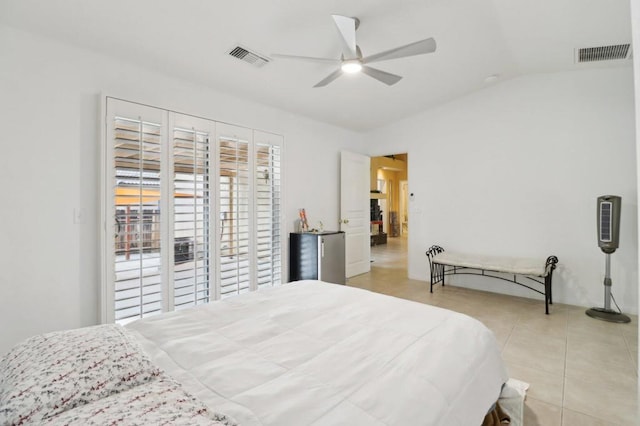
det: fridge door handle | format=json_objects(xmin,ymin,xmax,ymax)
[{"xmin": 321, "ymin": 239, "xmax": 325, "ymax": 258}]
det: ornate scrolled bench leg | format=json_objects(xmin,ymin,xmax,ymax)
[
  {"xmin": 544, "ymin": 255, "xmax": 559, "ymax": 314},
  {"xmin": 426, "ymin": 245, "xmax": 445, "ymax": 293}
]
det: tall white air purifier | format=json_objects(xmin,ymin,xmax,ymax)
[{"xmin": 585, "ymin": 195, "xmax": 631, "ymax": 323}]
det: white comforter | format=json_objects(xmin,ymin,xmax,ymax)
[{"xmin": 126, "ymin": 281, "xmax": 508, "ymax": 426}]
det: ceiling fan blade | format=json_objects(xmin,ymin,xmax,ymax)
[
  {"xmin": 362, "ymin": 37, "xmax": 436, "ymax": 64},
  {"xmin": 361, "ymin": 66, "xmax": 402, "ymax": 86},
  {"xmin": 331, "ymin": 15, "xmax": 358, "ymax": 59},
  {"xmin": 313, "ymin": 69, "xmax": 343, "ymax": 88},
  {"xmin": 272, "ymin": 53, "xmax": 340, "ymax": 64}
]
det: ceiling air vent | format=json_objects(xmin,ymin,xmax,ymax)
[
  {"xmin": 576, "ymin": 44, "xmax": 631, "ymax": 63},
  {"xmin": 228, "ymin": 45, "xmax": 270, "ymax": 68}
]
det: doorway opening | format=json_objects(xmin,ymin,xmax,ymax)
[{"xmin": 369, "ymin": 153, "xmax": 409, "ymax": 273}]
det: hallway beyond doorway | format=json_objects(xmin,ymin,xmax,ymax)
[{"xmin": 370, "ymin": 236, "xmax": 407, "ymax": 270}]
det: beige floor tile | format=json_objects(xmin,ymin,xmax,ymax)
[
  {"xmin": 628, "ymin": 340, "xmax": 639, "ymax": 374},
  {"xmin": 488, "ymin": 324, "xmax": 514, "ymax": 351},
  {"xmin": 567, "ymin": 329, "xmax": 628, "ymax": 351},
  {"xmin": 515, "ymin": 311, "xmax": 569, "ymax": 339},
  {"xmin": 566, "ymin": 334, "xmax": 635, "ymax": 375},
  {"xmin": 565, "ymin": 359, "xmax": 636, "ymax": 392},
  {"xmin": 523, "ymin": 397, "xmax": 562, "ymax": 426},
  {"xmin": 623, "ymin": 330, "xmax": 638, "ymax": 371},
  {"xmin": 622, "ymin": 327, "xmax": 638, "ymax": 343},
  {"xmin": 471, "ymin": 309, "xmax": 521, "ymax": 328},
  {"xmin": 566, "ymin": 326, "xmax": 627, "ymax": 345},
  {"xmin": 564, "ymin": 375, "xmax": 638, "ymax": 425},
  {"xmin": 502, "ymin": 327, "xmax": 566, "ymax": 376},
  {"xmin": 562, "ymin": 408, "xmax": 623, "ymax": 426},
  {"xmin": 568, "ymin": 311, "xmax": 634, "ymax": 338},
  {"xmin": 506, "ymin": 363, "xmax": 564, "ymax": 406}
]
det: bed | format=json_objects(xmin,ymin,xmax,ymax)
[{"xmin": 1, "ymin": 280, "xmax": 508, "ymax": 425}]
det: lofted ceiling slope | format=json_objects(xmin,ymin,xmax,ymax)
[{"xmin": 0, "ymin": 0, "xmax": 633, "ymax": 132}]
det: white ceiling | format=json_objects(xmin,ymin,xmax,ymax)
[{"xmin": 0, "ymin": 0, "xmax": 633, "ymax": 131}]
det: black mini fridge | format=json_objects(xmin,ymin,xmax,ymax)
[{"xmin": 289, "ymin": 231, "xmax": 346, "ymax": 284}]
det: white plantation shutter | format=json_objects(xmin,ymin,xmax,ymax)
[
  {"xmin": 113, "ymin": 118, "xmax": 164, "ymax": 321},
  {"xmin": 254, "ymin": 131, "xmax": 283, "ymax": 289},
  {"xmin": 106, "ymin": 100, "xmax": 167, "ymax": 323},
  {"xmin": 171, "ymin": 115, "xmax": 214, "ymax": 309},
  {"xmin": 103, "ymin": 98, "xmax": 284, "ymax": 323},
  {"xmin": 217, "ymin": 124, "xmax": 253, "ymax": 298}
]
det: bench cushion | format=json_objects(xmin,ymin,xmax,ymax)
[{"xmin": 432, "ymin": 251, "xmax": 548, "ymax": 277}]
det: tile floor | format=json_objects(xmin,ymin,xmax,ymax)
[{"xmin": 348, "ymin": 237, "xmax": 638, "ymax": 426}]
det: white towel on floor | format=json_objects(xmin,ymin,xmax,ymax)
[{"xmin": 499, "ymin": 378, "xmax": 529, "ymax": 426}]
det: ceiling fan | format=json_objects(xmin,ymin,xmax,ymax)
[{"xmin": 272, "ymin": 15, "xmax": 436, "ymax": 87}]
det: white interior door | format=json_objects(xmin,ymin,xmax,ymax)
[{"xmin": 340, "ymin": 151, "xmax": 370, "ymax": 277}]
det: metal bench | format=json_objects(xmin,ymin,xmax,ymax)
[{"xmin": 426, "ymin": 245, "xmax": 559, "ymax": 314}]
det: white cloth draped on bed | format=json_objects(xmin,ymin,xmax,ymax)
[{"xmin": 127, "ymin": 280, "xmax": 508, "ymax": 426}]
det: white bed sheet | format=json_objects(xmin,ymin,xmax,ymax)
[{"xmin": 126, "ymin": 280, "xmax": 508, "ymax": 426}]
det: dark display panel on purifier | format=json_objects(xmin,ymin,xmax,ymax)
[
  {"xmin": 597, "ymin": 195, "xmax": 621, "ymax": 254},
  {"xmin": 289, "ymin": 232, "xmax": 346, "ymax": 284}
]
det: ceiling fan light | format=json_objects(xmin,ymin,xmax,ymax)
[{"xmin": 341, "ymin": 60, "xmax": 362, "ymax": 73}]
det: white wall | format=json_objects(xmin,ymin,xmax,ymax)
[
  {"xmin": 0, "ymin": 24, "xmax": 365, "ymax": 354},
  {"xmin": 366, "ymin": 68, "xmax": 638, "ymax": 313},
  {"xmin": 630, "ymin": 0, "xmax": 640, "ymax": 379}
]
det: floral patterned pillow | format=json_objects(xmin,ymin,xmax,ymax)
[
  {"xmin": 45, "ymin": 377, "xmax": 237, "ymax": 426},
  {"xmin": 0, "ymin": 324, "xmax": 162, "ymax": 425}
]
